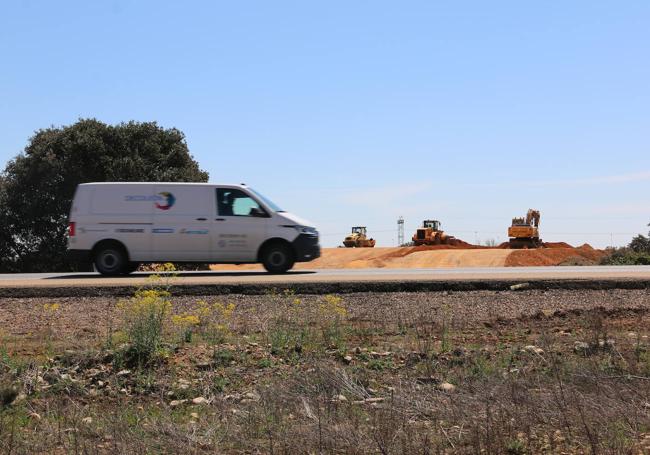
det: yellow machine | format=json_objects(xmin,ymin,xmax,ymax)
[
  {"xmin": 412, "ymin": 220, "xmax": 459, "ymax": 246},
  {"xmin": 343, "ymin": 226, "xmax": 376, "ymax": 248},
  {"xmin": 508, "ymin": 209, "xmax": 542, "ymax": 248}
]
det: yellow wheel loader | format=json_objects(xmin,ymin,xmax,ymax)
[{"xmin": 412, "ymin": 220, "xmax": 459, "ymax": 246}]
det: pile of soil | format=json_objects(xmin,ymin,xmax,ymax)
[
  {"xmin": 543, "ymin": 241, "xmax": 574, "ymax": 249},
  {"xmin": 209, "ymin": 242, "xmax": 607, "ymax": 270},
  {"xmin": 505, "ymin": 244, "xmax": 605, "ymax": 267}
]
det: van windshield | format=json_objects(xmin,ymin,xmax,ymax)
[{"xmin": 249, "ymin": 188, "xmax": 284, "ymax": 212}]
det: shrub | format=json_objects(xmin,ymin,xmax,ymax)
[
  {"xmin": 318, "ymin": 295, "xmax": 348, "ymax": 350},
  {"xmin": 600, "ymin": 248, "xmax": 650, "ymax": 265},
  {"xmin": 171, "ymin": 299, "xmax": 236, "ymax": 345},
  {"xmin": 117, "ymin": 289, "xmax": 172, "ymax": 367}
]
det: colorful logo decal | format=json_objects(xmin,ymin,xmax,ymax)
[
  {"xmin": 155, "ymin": 192, "xmax": 176, "ymax": 211},
  {"xmin": 124, "ymin": 193, "xmax": 176, "ymax": 210},
  {"xmin": 152, "ymin": 228, "xmax": 174, "ymax": 234},
  {"xmin": 179, "ymin": 228, "xmax": 209, "ymax": 235}
]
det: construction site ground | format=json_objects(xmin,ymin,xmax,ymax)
[{"xmin": 211, "ymin": 243, "xmax": 606, "ymax": 271}]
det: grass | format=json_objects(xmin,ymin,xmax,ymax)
[{"xmin": 2, "ymin": 285, "xmax": 650, "ymax": 453}]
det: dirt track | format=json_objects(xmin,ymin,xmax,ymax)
[{"xmin": 211, "ymin": 245, "xmax": 607, "ymax": 271}]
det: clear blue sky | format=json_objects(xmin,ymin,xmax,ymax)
[{"xmin": 1, "ymin": 1, "xmax": 649, "ymax": 247}]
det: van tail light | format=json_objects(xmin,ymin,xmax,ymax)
[{"xmin": 68, "ymin": 222, "xmax": 76, "ymax": 237}]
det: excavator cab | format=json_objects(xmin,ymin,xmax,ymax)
[
  {"xmin": 351, "ymin": 226, "xmax": 367, "ymax": 236},
  {"xmin": 422, "ymin": 220, "xmax": 441, "ymax": 231}
]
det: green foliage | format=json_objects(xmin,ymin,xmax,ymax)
[
  {"xmin": 117, "ymin": 289, "xmax": 172, "ymax": 368},
  {"xmin": 0, "ymin": 119, "xmax": 208, "ymax": 272},
  {"xmin": 506, "ymin": 438, "xmax": 526, "ymax": 455},
  {"xmin": 600, "ymin": 223, "xmax": 650, "ymax": 265},
  {"xmin": 269, "ymin": 326, "xmax": 309, "ymax": 357},
  {"xmin": 629, "ymin": 232, "xmax": 650, "ymax": 254},
  {"xmin": 367, "ymin": 358, "xmax": 393, "ymax": 371},
  {"xmin": 212, "ymin": 349, "xmax": 235, "ymax": 367},
  {"xmin": 211, "ymin": 376, "xmax": 229, "ymax": 393},
  {"xmin": 600, "ymin": 248, "xmax": 650, "ymax": 265}
]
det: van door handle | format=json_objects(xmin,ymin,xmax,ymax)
[
  {"xmin": 195, "ymin": 217, "xmax": 207, "ymax": 221},
  {"xmin": 215, "ymin": 218, "xmax": 225, "ymax": 221}
]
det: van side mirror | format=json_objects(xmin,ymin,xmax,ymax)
[{"xmin": 249, "ymin": 207, "xmax": 268, "ymax": 218}]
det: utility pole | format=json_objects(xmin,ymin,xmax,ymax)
[{"xmin": 397, "ymin": 216, "xmax": 404, "ymax": 246}]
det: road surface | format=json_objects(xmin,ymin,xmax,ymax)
[{"xmin": 0, "ymin": 266, "xmax": 649, "ymax": 289}]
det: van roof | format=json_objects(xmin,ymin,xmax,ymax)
[{"xmin": 78, "ymin": 182, "xmax": 246, "ymax": 187}]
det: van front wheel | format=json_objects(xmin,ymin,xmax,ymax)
[
  {"xmin": 262, "ymin": 243, "xmax": 295, "ymax": 274},
  {"xmin": 94, "ymin": 246, "xmax": 128, "ymax": 276}
]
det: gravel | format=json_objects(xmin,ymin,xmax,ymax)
[{"xmin": 1, "ymin": 289, "xmax": 649, "ymax": 348}]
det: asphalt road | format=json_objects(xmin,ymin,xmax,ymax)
[{"xmin": 1, "ymin": 266, "xmax": 649, "ymax": 288}]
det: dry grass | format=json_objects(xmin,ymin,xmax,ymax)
[{"xmin": 1, "ymin": 286, "xmax": 650, "ymax": 454}]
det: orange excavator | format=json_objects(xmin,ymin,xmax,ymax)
[
  {"xmin": 508, "ymin": 209, "xmax": 542, "ymax": 248},
  {"xmin": 412, "ymin": 220, "xmax": 460, "ymax": 246}
]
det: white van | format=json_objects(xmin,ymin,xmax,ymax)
[{"xmin": 67, "ymin": 183, "xmax": 320, "ymax": 275}]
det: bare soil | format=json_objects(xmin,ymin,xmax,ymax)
[{"xmin": 210, "ymin": 244, "xmax": 607, "ymax": 271}]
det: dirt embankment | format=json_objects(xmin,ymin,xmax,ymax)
[
  {"xmin": 210, "ymin": 243, "xmax": 606, "ymax": 271},
  {"xmin": 505, "ymin": 244, "xmax": 606, "ymax": 267}
]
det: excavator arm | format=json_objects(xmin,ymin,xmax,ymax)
[{"xmin": 526, "ymin": 209, "xmax": 540, "ymax": 227}]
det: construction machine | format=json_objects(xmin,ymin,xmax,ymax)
[
  {"xmin": 343, "ymin": 226, "xmax": 376, "ymax": 248},
  {"xmin": 508, "ymin": 209, "xmax": 542, "ymax": 248},
  {"xmin": 412, "ymin": 220, "xmax": 459, "ymax": 246}
]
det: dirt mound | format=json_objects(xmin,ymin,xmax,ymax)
[
  {"xmin": 210, "ymin": 247, "xmax": 512, "ymax": 270},
  {"xmin": 543, "ymin": 241, "xmax": 574, "ymax": 249},
  {"xmin": 210, "ymin": 244, "xmax": 607, "ymax": 271},
  {"xmin": 303, "ymin": 247, "xmax": 513, "ymax": 269},
  {"xmin": 505, "ymin": 247, "xmax": 606, "ymax": 267}
]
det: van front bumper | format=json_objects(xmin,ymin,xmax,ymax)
[{"xmin": 292, "ymin": 234, "xmax": 321, "ymax": 262}]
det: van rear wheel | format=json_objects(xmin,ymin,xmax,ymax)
[
  {"xmin": 262, "ymin": 243, "xmax": 294, "ymax": 274},
  {"xmin": 94, "ymin": 246, "xmax": 128, "ymax": 276}
]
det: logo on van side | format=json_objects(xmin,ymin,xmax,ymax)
[
  {"xmin": 152, "ymin": 228, "xmax": 174, "ymax": 234},
  {"xmin": 179, "ymin": 228, "xmax": 208, "ymax": 235},
  {"xmin": 155, "ymin": 192, "xmax": 176, "ymax": 211},
  {"xmin": 124, "ymin": 192, "xmax": 176, "ymax": 210}
]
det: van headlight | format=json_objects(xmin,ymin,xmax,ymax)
[{"xmin": 284, "ymin": 225, "xmax": 318, "ymax": 236}]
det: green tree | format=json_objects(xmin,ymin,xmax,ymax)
[
  {"xmin": 0, "ymin": 119, "xmax": 208, "ymax": 272},
  {"xmin": 600, "ymin": 223, "xmax": 650, "ymax": 265},
  {"xmin": 629, "ymin": 232, "xmax": 650, "ymax": 254}
]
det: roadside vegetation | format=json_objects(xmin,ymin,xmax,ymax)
[
  {"xmin": 0, "ymin": 119, "xmax": 208, "ymax": 273},
  {"xmin": 2, "ymin": 271, "xmax": 650, "ymax": 453},
  {"xmin": 600, "ymin": 224, "xmax": 650, "ymax": 265}
]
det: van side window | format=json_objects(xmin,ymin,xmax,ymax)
[{"xmin": 216, "ymin": 188, "xmax": 266, "ymax": 217}]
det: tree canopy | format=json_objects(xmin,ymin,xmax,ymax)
[
  {"xmin": 0, "ymin": 119, "xmax": 208, "ymax": 272},
  {"xmin": 629, "ymin": 230, "xmax": 650, "ymax": 254}
]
